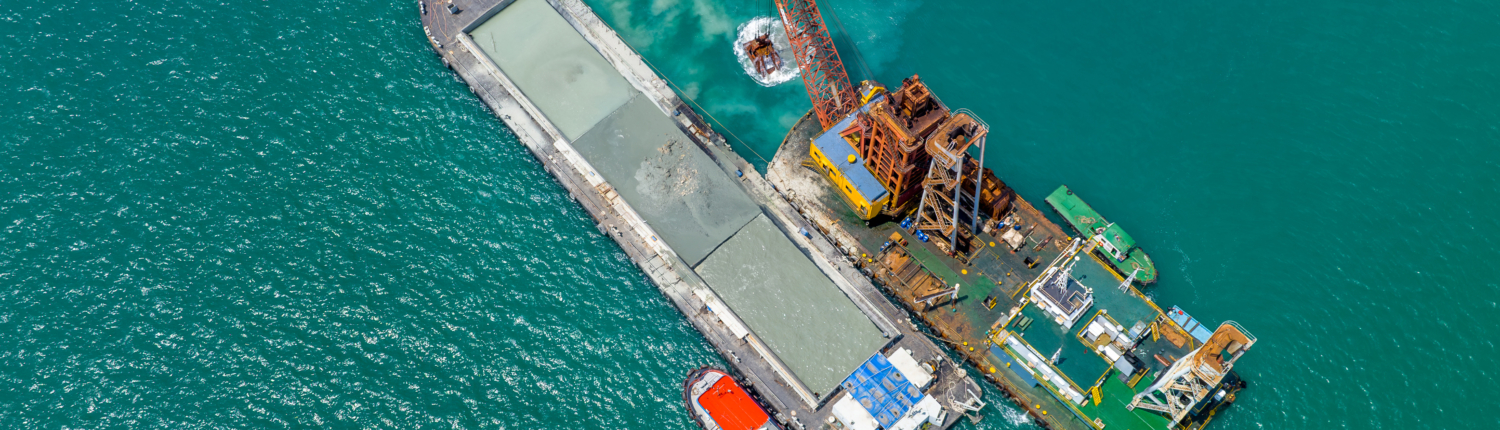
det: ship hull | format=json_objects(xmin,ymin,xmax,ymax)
[{"xmin": 684, "ymin": 367, "xmax": 779, "ymax": 430}]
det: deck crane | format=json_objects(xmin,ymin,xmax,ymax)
[
  {"xmin": 775, "ymin": 0, "xmax": 858, "ymax": 129},
  {"xmin": 775, "ymin": 0, "xmax": 937, "ymax": 214},
  {"xmin": 775, "ymin": 0, "xmax": 1010, "ymax": 257}
]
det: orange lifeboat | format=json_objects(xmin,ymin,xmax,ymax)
[{"xmin": 684, "ymin": 367, "xmax": 780, "ymax": 430}]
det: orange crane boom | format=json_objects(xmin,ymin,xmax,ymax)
[{"xmin": 776, "ymin": 0, "xmax": 857, "ymax": 129}]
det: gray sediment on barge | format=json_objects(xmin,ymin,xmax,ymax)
[{"xmin": 419, "ymin": 0, "xmax": 981, "ymax": 428}]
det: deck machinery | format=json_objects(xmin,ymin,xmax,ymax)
[
  {"xmin": 771, "ymin": 1, "xmax": 1257, "ymax": 429},
  {"xmin": 912, "ymin": 108, "xmax": 993, "ymax": 258},
  {"xmin": 1129, "ymin": 322, "xmax": 1257, "ymax": 428},
  {"xmin": 777, "ymin": 3, "xmax": 1007, "ymax": 259},
  {"xmin": 774, "ymin": 0, "xmax": 856, "ymax": 129}
]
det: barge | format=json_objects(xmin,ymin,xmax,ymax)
[
  {"xmin": 419, "ymin": 0, "xmax": 982, "ymax": 429},
  {"xmin": 760, "ymin": 1, "xmax": 1258, "ymax": 428},
  {"xmin": 419, "ymin": 0, "xmax": 1258, "ymax": 428},
  {"xmin": 768, "ymin": 110, "xmax": 1256, "ymax": 430}
]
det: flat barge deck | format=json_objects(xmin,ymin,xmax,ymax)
[
  {"xmin": 419, "ymin": 0, "xmax": 982, "ymax": 429},
  {"xmin": 768, "ymin": 112, "xmax": 1256, "ymax": 430}
]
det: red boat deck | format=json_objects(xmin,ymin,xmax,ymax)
[{"xmin": 697, "ymin": 376, "xmax": 771, "ymax": 430}]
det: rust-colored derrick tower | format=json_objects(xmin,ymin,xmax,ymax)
[
  {"xmin": 839, "ymin": 76, "xmax": 949, "ymax": 214},
  {"xmin": 913, "ymin": 110, "xmax": 989, "ymax": 256},
  {"xmin": 776, "ymin": 0, "xmax": 857, "ymax": 129},
  {"xmin": 776, "ymin": 0, "xmax": 1014, "ymax": 227}
]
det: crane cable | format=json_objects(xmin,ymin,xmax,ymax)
[
  {"xmin": 633, "ymin": 50, "xmax": 772, "ymax": 165},
  {"xmin": 820, "ymin": 0, "xmax": 875, "ymax": 83}
]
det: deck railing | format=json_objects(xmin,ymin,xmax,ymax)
[{"xmin": 1222, "ymin": 320, "xmax": 1256, "ymax": 344}]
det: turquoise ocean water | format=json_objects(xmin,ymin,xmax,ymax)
[{"xmin": 3, "ymin": 0, "xmax": 1498, "ymax": 428}]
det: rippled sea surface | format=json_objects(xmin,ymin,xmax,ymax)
[{"xmin": 4, "ymin": 0, "xmax": 1499, "ymax": 428}]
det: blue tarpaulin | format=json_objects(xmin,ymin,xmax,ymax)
[{"xmin": 840, "ymin": 353, "xmax": 923, "ymax": 429}]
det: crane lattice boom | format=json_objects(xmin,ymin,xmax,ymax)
[{"xmin": 776, "ymin": 0, "xmax": 857, "ymax": 129}]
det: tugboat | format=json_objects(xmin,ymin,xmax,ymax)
[
  {"xmin": 683, "ymin": 367, "xmax": 780, "ymax": 430},
  {"xmin": 1044, "ymin": 185, "xmax": 1158, "ymax": 284},
  {"xmin": 742, "ymin": 34, "xmax": 783, "ymax": 77}
]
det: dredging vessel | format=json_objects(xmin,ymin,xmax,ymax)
[
  {"xmin": 420, "ymin": 1, "xmax": 983, "ymax": 429},
  {"xmin": 419, "ymin": 0, "xmax": 1258, "ymax": 429},
  {"xmin": 763, "ymin": 1, "xmax": 1259, "ymax": 429}
]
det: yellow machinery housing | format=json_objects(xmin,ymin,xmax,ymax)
[{"xmin": 809, "ymin": 113, "xmax": 891, "ymax": 220}]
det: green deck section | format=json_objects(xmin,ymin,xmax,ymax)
[
  {"xmin": 1118, "ymin": 250, "xmax": 1157, "ymax": 285},
  {"xmin": 883, "ymin": 220, "xmax": 1193, "ymax": 430},
  {"xmin": 1000, "ymin": 319, "xmax": 1183, "ymax": 430},
  {"xmin": 967, "ymin": 230, "xmax": 1063, "ymax": 298},
  {"xmin": 1070, "ymin": 253, "xmax": 1157, "ymax": 332},
  {"xmin": 1045, "ymin": 185, "xmax": 1109, "ymax": 236},
  {"xmin": 833, "ymin": 195, "xmax": 1100, "ymax": 427},
  {"xmin": 1009, "ymin": 304, "xmax": 1109, "ymax": 391},
  {"xmin": 1077, "ymin": 372, "xmax": 1173, "ymax": 430},
  {"xmin": 1004, "ymin": 300, "xmax": 1193, "ymax": 430},
  {"xmin": 996, "ymin": 337, "xmax": 1077, "ymax": 401},
  {"xmin": 1099, "ymin": 223, "xmax": 1138, "ymax": 253},
  {"xmin": 900, "ymin": 231, "xmax": 984, "ymax": 290},
  {"xmin": 987, "ymin": 345, "xmax": 1099, "ymax": 430},
  {"xmin": 890, "ymin": 227, "xmax": 1198, "ymax": 430},
  {"xmin": 1044, "ymin": 185, "xmax": 1158, "ymax": 284},
  {"xmin": 768, "ymin": 127, "xmax": 1220, "ymax": 430}
]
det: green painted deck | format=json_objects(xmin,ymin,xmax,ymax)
[
  {"xmin": 766, "ymin": 114, "xmax": 1228, "ymax": 430},
  {"xmin": 900, "ymin": 231, "xmax": 983, "ymax": 291},
  {"xmin": 995, "ymin": 337, "xmax": 1075, "ymax": 399},
  {"xmin": 867, "ymin": 214, "xmax": 1203, "ymax": 430},
  {"xmin": 1046, "ymin": 185, "xmax": 1110, "ymax": 236},
  {"xmin": 1117, "ymin": 251, "xmax": 1158, "ymax": 286},
  {"xmin": 1069, "ymin": 253, "xmax": 1158, "ymax": 333},
  {"xmin": 1009, "ymin": 303, "xmax": 1109, "ymax": 391},
  {"xmin": 870, "ymin": 202, "xmax": 1112, "ymax": 430},
  {"xmin": 1076, "ymin": 372, "xmax": 1173, "ymax": 430}
]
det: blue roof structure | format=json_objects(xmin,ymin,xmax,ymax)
[
  {"xmin": 814, "ymin": 99, "xmax": 889, "ymax": 203},
  {"xmin": 840, "ymin": 353, "xmax": 923, "ymax": 429},
  {"xmin": 1168, "ymin": 306, "xmax": 1214, "ymax": 343}
]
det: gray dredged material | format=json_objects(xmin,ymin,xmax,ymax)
[
  {"xmin": 570, "ymin": 95, "xmax": 761, "ymax": 266},
  {"xmin": 695, "ymin": 215, "xmax": 888, "ymax": 395},
  {"xmin": 469, "ymin": 0, "xmax": 635, "ymax": 140}
]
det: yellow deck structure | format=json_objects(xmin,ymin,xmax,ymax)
[{"xmin": 807, "ymin": 100, "xmax": 891, "ymax": 220}]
